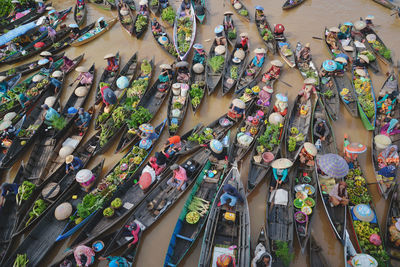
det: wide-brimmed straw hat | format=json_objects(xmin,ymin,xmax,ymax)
[
  {"xmin": 304, "ymin": 142, "xmax": 317, "ymax": 156},
  {"xmin": 355, "ymin": 68, "xmax": 367, "ymax": 77},
  {"xmin": 210, "ymin": 139, "xmax": 223, "ymax": 154},
  {"xmin": 271, "ymin": 158, "xmax": 293, "ymax": 169},
  {"xmin": 65, "ymin": 155, "xmax": 74, "ymax": 164},
  {"xmin": 329, "ymin": 27, "xmax": 340, "ymax": 33},
  {"xmin": 354, "ymin": 20, "xmax": 366, "ymax": 31},
  {"xmin": 358, "ymin": 54, "xmax": 369, "ymax": 63},
  {"xmin": 103, "ymin": 53, "xmax": 115, "ymax": 59},
  {"xmin": 232, "ymin": 98, "xmax": 245, "ymax": 109},
  {"xmin": 40, "ymin": 51, "xmax": 52, "ymax": 56},
  {"xmin": 335, "ymin": 57, "xmax": 347, "ymax": 64},
  {"xmin": 254, "ymin": 48, "xmax": 266, "ymax": 54},
  {"xmin": 271, "ymin": 60, "xmax": 283, "ymax": 67}
]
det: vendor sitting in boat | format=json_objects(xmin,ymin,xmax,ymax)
[
  {"xmin": 98, "ymin": 17, "xmax": 107, "ymax": 29},
  {"xmin": 0, "ymin": 182, "xmax": 19, "ymax": 208},
  {"xmin": 180, "ymin": 0, "xmax": 191, "ymax": 17},
  {"xmin": 338, "ymin": 22, "xmax": 353, "ymax": 40},
  {"xmin": 364, "ymin": 15, "xmax": 375, "ymax": 28},
  {"xmin": 216, "ymin": 254, "xmax": 236, "ymax": 267},
  {"xmin": 99, "ymin": 255, "xmax": 131, "ymax": 266},
  {"xmin": 334, "ymin": 56, "xmax": 348, "ymax": 74},
  {"xmin": 104, "ymin": 53, "xmax": 119, "ymax": 72},
  {"xmin": 298, "ymin": 78, "xmax": 317, "ymax": 103},
  {"xmin": 122, "ymin": 221, "xmax": 141, "ymax": 248},
  {"xmin": 68, "ymin": 23, "xmax": 81, "ymax": 40},
  {"xmin": 378, "ymin": 145, "xmax": 399, "ymax": 168},
  {"xmin": 149, "ymin": 151, "xmax": 167, "ymax": 176},
  {"xmin": 73, "ymin": 244, "xmax": 95, "ymax": 267},
  {"xmin": 17, "ymin": 93, "xmax": 30, "ymax": 109},
  {"xmin": 257, "ymin": 85, "xmax": 274, "ymax": 107},
  {"xmin": 77, "ymin": 0, "xmax": 85, "ymax": 8},
  {"xmin": 158, "ymin": 64, "xmax": 173, "ymax": 91},
  {"xmin": 138, "ymin": 165, "xmax": 156, "ymax": 190},
  {"xmin": 313, "ymin": 118, "xmax": 330, "ymax": 142},
  {"xmin": 247, "ymin": 48, "xmax": 265, "ymax": 71},
  {"xmin": 151, "ymin": 18, "xmax": 162, "ymax": 34},
  {"xmin": 214, "ymin": 25, "xmax": 226, "ymax": 46},
  {"xmin": 167, "ymin": 164, "xmax": 187, "ymax": 191},
  {"xmin": 297, "ymin": 42, "xmax": 311, "ymax": 65},
  {"xmin": 0, "ymin": 120, "xmax": 16, "ymax": 140},
  {"xmin": 76, "ymin": 168, "xmax": 96, "ymax": 192},
  {"xmin": 73, "ymin": 66, "xmax": 94, "ymax": 85},
  {"xmin": 354, "ymin": 55, "xmax": 369, "ymax": 69},
  {"xmin": 262, "ymin": 60, "xmax": 283, "ymax": 83},
  {"xmin": 138, "ymin": 0, "xmax": 149, "ymax": 15},
  {"xmin": 207, "ymin": 139, "xmax": 228, "ymax": 164},
  {"xmin": 227, "ymin": 98, "xmax": 246, "ymax": 121},
  {"xmin": 175, "ymin": 61, "xmax": 190, "ymax": 83},
  {"xmin": 235, "ymin": 32, "xmax": 249, "ymax": 52},
  {"xmin": 320, "ymin": 59, "xmax": 336, "ymax": 86},
  {"xmin": 274, "ymin": 23, "xmax": 285, "ymax": 39},
  {"xmin": 326, "ymin": 27, "xmax": 340, "ymax": 51},
  {"xmin": 160, "ymin": 0, "xmax": 168, "ymax": 9},
  {"xmin": 389, "ymin": 217, "xmax": 400, "ymax": 247},
  {"xmin": 65, "ymin": 155, "xmax": 83, "ymax": 174},
  {"xmin": 163, "ymin": 135, "xmax": 182, "ymax": 157},
  {"xmin": 42, "ymin": 104, "xmax": 60, "ymax": 126},
  {"xmin": 61, "ymin": 55, "xmax": 76, "ymax": 72},
  {"xmin": 223, "ymin": 11, "xmax": 234, "ymax": 31},
  {"xmin": 193, "ymin": 43, "xmax": 206, "ymax": 65},
  {"xmin": 377, "ymin": 91, "xmax": 397, "ymax": 120},
  {"xmin": 218, "ymin": 183, "xmax": 244, "ymax": 208},
  {"xmin": 299, "ymin": 142, "xmax": 317, "ymax": 167},
  {"xmin": 329, "ymin": 181, "xmax": 349, "ymax": 206},
  {"xmin": 50, "ymin": 70, "xmax": 63, "ymax": 94},
  {"xmin": 255, "ymin": 5, "xmax": 265, "ymax": 20},
  {"xmin": 137, "ymin": 123, "xmax": 158, "ymax": 150},
  {"xmin": 100, "ymin": 84, "xmax": 117, "ymax": 108},
  {"xmin": 270, "ymin": 158, "xmax": 293, "ymax": 192},
  {"xmin": 273, "ymin": 93, "xmax": 288, "ymax": 116},
  {"xmin": 75, "ymin": 108, "xmax": 91, "ymax": 134},
  {"xmin": 380, "ymin": 118, "xmax": 400, "ymax": 136},
  {"xmin": 252, "ymin": 241, "xmax": 272, "ymax": 267}
]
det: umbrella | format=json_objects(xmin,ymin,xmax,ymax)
[
  {"xmin": 317, "ymin": 153, "xmax": 349, "ymax": 178},
  {"xmin": 103, "ymin": 87, "xmax": 117, "ymax": 105},
  {"xmin": 139, "ymin": 124, "xmax": 154, "ymax": 134},
  {"xmin": 351, "ymin": 254, "xmax": 377, "ymax": 267},
  {"xmin": 345, "ymin": 143, "xmax": 367, "ymax": 154},
  {"xmin": 322, "ymin": 60, "xmax": 337, "ymax": 72},
  {"xmin": 76, "ymin": 169, "xmax": 93, "ymax": 183}
]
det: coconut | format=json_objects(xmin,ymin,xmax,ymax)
[{"xmin": 214, "ymin": 45, "xmax": 226, "ymax": 55}]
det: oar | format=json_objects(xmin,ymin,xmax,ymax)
[
  {"xmin": 312, "ymin": 36, "xmax": 323, "ymax": 40},
  {"xmin": 278, "ymin": 79, "xmax": 292, "ymax": 87}
]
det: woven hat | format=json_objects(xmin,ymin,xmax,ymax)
[
  {"xmin": 240, "ymin": 32, "xmax": 248, "ymax": 38},
  {"xmin": 11, "ymin": 0, "xmax": 19, "ymax": 3},
  {"xmin": 335, "ymin": 57, "xmax": 347, "ymax": 64},
  {"xmin": 354, "ymin": 20, "xmax": 366, "ymax": 31},
  {"xmin": 215, "ymin": 45, "xmax": 226, "ymax": 55},
  {"xmin": 35, "ymin": 0, "xmax": 44, "ymax": 2},
  {"xmin": 38, "ymin": 58, "xmax": 49, "ymax": 66},
  {"xmin": 158, "ymin": 36, "xmax": 168, "ymax": 45},
  {"xmin": 366, "ymin": 34, "xmax": 376, "ymax": 42},
  {"xmin": 75, "ymin": 66, "xmax": 87, "ymax": 72},
  {"xmin": 304, "ymin": 142, "xmax": 317, "ymax": 156},
  {"xmin": 329, "ymin": 26, "xmax": 340, "ymax": 33},
  {"xmin": 232, "ymin": 57, "xmax": 241, "ymax": 64},
  {"xmin": 41, "ymin": 182, "xmax": 60, "ymax": 199},
  {"xmin": 160, "ymin": 63, "xmax": 172, "ymax": 69},
  {"xmin": 76, "ymin": 169, "xmax": 93, "ymax": 183},
  {"xmin": 374, "ymin": 134, "xmax": 391, "ymax": 148},
  {"xmin": 262, "ymin": 86, "xmax": 273, "ymax": 93},
  {"xmin": 365, "ymin": 15, "xmax": 375, "ymax": 20},
  {"xmin": 33, "ymin": 74, "xmax": 44, "ymax": 82},
  {"xmin": 224, "ymin": 11, "xmax": 233, "ymax": 16},
  {"xmin": 271, "ymin": 60, "xmax": 283, "ymax": 67},
  {"xmin": 54, "ymin": 202, "xmax": 72, "ymax": 221},
  {"xmin": 254, "ymin": 48, "xmax": 266, "ymax": 54},
  {"xmin": 268, "ymin": 112, "xmax": 283, "ymax": 125},
  {"xmin": 0, "ymin": 76, "xmax": 6, "ymax": 82},
  {"xmin": 355, "ymin": 68, "xmax": 367, "ymax": 77},
  {"xmin": 104, "ymin": 53, "xmax": 115, "ymax": 59},
  {"xmin": 234, "ymin": 2, "xmax": 242, "ymax": 9},
  {"xmin": 193, "ymin": 43, "xmax": 203, "ymax": 50},
  {"xmin": 304, "ymin": 78, "xmax": 316, "ymax": 85},
  {"xmin": 75, "ymin": 86, "xmax": 89, "ymax": 97},
  {"xmin": 176, "ymin": 61, "xmax": 189, "ymax": 68},
  {"xmin": 170, "ymin": 164, "xmax": 179, "ymax": 170},
  {"xmin": 4, "ymin": 112, "xmax": 17, "ymax": 121},
  {"xmin": 139, "ymin": 0, "xmax": 148, "ymax": 5},
  {"xmin": 40, "ymin": 51, "xmax": 52, "ymax": 56},
  {"xmin": 52, "ymin": 70, "xmax": 62, "ymax": 78},
  {"xmin": 0, "ymin": 120, "xmax": 12, "ymax": 131},
  {"xmin": 97, "ymin": 17, "xmax": 105, "ymax": 23},
  {"xmin": 343, "ymin": 22, "xmax": 353, "ymax": 26},
  {"xmin": 210, "ymin": 139, "xmax": 223, "ymax": 154},
  {"xmin": 358, "ymin": 54, "xmax": 369, "ymax": 63},
  {"xmin": 66, "ymin": 155, "xmax": 74, "ymax": 164},
  {"xmin": 44, "ymin": 96, "xmax": 56, "ymax": 107},
  {"xmin": 271, "ymin": 158, "xmax": 293, "ymax": 169},
  {"xmin": 193, "ymin": 63, "xmax": 204, "ymax": 74},
  {"xmin": 342, "ymin": 45, "xmax": 354, "ymax": 52},
  {"xmin": 120, "ymin": 9, "xmax": 129, "ymax": 16},
  {"xmin": 305, "ymin": 43, "xmax": 310, "ymax": 48},
  {"xmin": 232, "ymin": 98, "xmax": 245, "ymax": 109},
  {"xmin": 234, "ymin": 49, "xmax": 245, "ymax": 60},
  {"xmin": 59, "ymin": 145, "xmax": 74, "ymax": 158}
]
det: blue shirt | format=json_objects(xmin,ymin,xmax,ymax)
[
  {"xmin": 78, "ymin": 112, "xmax": 91, "ymax": 123},
  {"xmin": 106, "ymin": 256, "xmax": 130, "ymax": 267},
  {"xmin": 272, "ymin": 168, "xmax": 288, "ymax": 182},
  {"xmin": 252, "ymin": 56, "xmax": 265, "ymax": 68},
  {"xmin": 66, "ymin": 157, "xmax": 83, "ymax": 172},
  {"xmin": 45, "ymin": 107, "xmax": 60, "ymax": 121}
]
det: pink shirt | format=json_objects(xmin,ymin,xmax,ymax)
[
  {"xmin": 329, "ymin": 183, "xmax": 347, "ymax": 201},
  {"xmin": 173, "ymin": 166, "xmax": 187, "ymax": 182},
  {"xmin": 74, "ymin": 245, "xmax": 95, "ymax": 266}
]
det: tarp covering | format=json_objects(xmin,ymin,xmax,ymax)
[{"xmin": 0, "ymin": 22, "xmax": 37, "ymax": 46}]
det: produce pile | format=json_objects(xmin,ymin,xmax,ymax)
[
  {"xmin": 345, "ymin": 167, "xmax": 372, "ymax": 205},
  {"xmin": 189, "ymin": 82, "xmax": 205, "ymax": 108},
  {"xmin": 25, "ymin": 199, "xmax": 47, "ymax": 227},
  {"xmin": 227, "ymin": 28, "xmax": 236, "ymax": 41},
  {"xmin": 208, "ymin": 55, "xmax": 224, "ymax": 73},
  {"xmin": 127, "ymin": 106, "xmax": 153, "ymax": 130},
  {"xmin": 188, "ymin": 127, "xmax": 214, "ymax": 144},
  {"xmin": 13, "ymin": 253, "xmax": 29, "ymax": 267},
  {"xmin": 260, "ymin": 27, "xmax": 274, "ymax": 42},
  {"xmin": 360, "ymin": 50, "xmax": 376, "ymax": 62},
  {"xmin": 161, "ymin": 6, "xmax": 175, "ymax": 25},
  {"xmin": 230, "ymin": 66, "xmax": 238, "ymax": 80},
  {"xmin": 288, "ymin": 127, "xmax": 304, "ymax": 152},
  {"xmin": 256, "ymin": 119, "xmax": 283, "ymax": 154},
  {"xmin": 186, "ymin": 196, "xmax": 210, "ymax": 224},
  {"xmin": 239, "ymin": 88, "xmax": 257, "ymax": 104},
  {"xmin": 176, "ymin": 17, "xmax": 193, "ymax": 55},
  {"xmin": 354, "ymin": 74, "xmax": 375, "ymax": 119},
  {"xmin": 169, "ymin": 94, "xmax": 187, "ymax": 132},
  {"xmin": 368, "ymin": 39, "xmax": 392, "ymax": 60},
  {"xmin": 135, "ymin": 14, "xmax": 148, "ymax": 33},
  {"xmin": 16, "ymin": 181, "xmax": 36, "ymax": 206},
  {"xmin": 17, "ymin": 124, "xmax": 40, "ymax": 138}
]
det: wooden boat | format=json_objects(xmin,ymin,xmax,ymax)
[
  {"xmin": 229, "ymin": 0, "xmax": 250, "ymax": 21},
  {"xmin": 190, "ymin": 58, "xmax": 207, "ymax": 112},
  {"xmin": 222, "ymin": 49, "xmax": 248, "ymax": 96},
  {"xmin": 205, "ymin": 38, "xmax": 228, "ymax": 95},
  {"xmin": 352, "ymin": 30, "xmax": 380, "ymax": 73},
  {"xmin": 295, "ymin": 42, "xmax": 319, "ymax": 83},
  {"xmin": 319, "ymin": 67, "xmax": 340, "ymax": 121},
  {"xmin": 94, "ymin": 51, "xmax": 121, "ymax": 107},
  {"xmin": 332, "ymin": 71, "xmax": 358, "ymax": 117},
  {"xmin": 167, "ymin": 80, "xmax": 189, "ymax": 135},
  {"xmin": 1, "ymin": 27, "xmax": 71, "ymax": 64},
  {"xmin": 372, "ymin": 0, "xmax": 398, "ymax": 9},
  {"xmin": 47, "ymin": 23, "xmax": 96, "ymax": 55},
  {"xmin": 1, "ymin": 161, "xmax": 104, "ymax": 267},
  {"xmin": 265, "ymin": 163, "xmax": 294, "ymax": 267},
  {"xmin": 151, "ymin": 18, "xmax": 177, "ymax": 58},
  {"xmin": 385, "ymin": 184, "xmax": 400, "ymax": 261},
  {"xmin": 351, "ymin": 66, "xmax": 377, "ymax": 131},
  {"xmin": 235, "ymin": 50, "xmax": 266, "ymax": 94},
  {"xmin": 360, "ymin": 23, "xmax": 394, "ymax": 66},
  {"xmin": 115, "ymin": 72, "xmax": 172, "ymax": 153},
  {"xmin": 160, "ymin": 0, "xmax": 175, "ymax": 27},
  {"xmin": 223, "ymin": 12, "xmax": 237, "ymax": 47},
  {"xmin": 371, "ymin": 72, "xmax": 399, "ymax": 199},
  {"xmin": 132, "ymin": 8, "xmax": 149, "ymax": 39},
  {"xmin": 164, "ymin": 159, "xmax": 229, "ymax": 266},
  {"xmin": 66, "ymin": 120, "xmax": 167, "ymax": 249},
  {"xmin": 311, "ymin": 99, "xmax": 337, "ymax": 154},
  {"xmin": 0, "ymin": 53, "xmax": 64, "ymax": 78},
  {"xmin": 149, "ymin": 0, "xmax": 160, "ymax": 14},
  {"xmin": 0, "ymin": 73, "xmax": 21, "ymax": 95},
  {"xmin": 284, "ymin": 95, "xmax": 314, "ymax": 162},
  {"xmin": 71, "ymin": 18, "xmax": 117, "ymax": 46},
  {"xmin": 276, "ymin": 35, "xmax": 296, "ymax": 68},
  {"xmin": 89, "ymin": 0, "xmax": 113, "ymax": 10},
  {"xmin": 101, "ymin": 147, "xmax": 212, "ymax": 258},
  {"xmin": 344, "ymin": 230, "xmax": 357, "ymax": 267},
  {"xmin": 282, "ymin": 0, "xmax": 306, "ymax": 9},
  {"xmin": 12, "ymin": 135, "xmax": 98, "ymax": 236},
  {"xmin": 94, "ymin": 52, "xmax": 135, "ymax": 130},
  {"xmin": 192, "ymin": 0, "xmax": 206, "ymax": 23},
  {"xmin": 74, "ymin": 4, "xmax": 87, "ymax": 27},
  {"xmin": 0, "ymin": 166, "xmax": 24, "ymax": 264},
  {"xmin": 255, "ymin": 9, "xmax": 276, "ymax": 54},
  {"xmin": 310, "ymin": 235, "xmax": 331, "ymax": 267},
  {"xmin": 106, "ymin": 0, "xmax": 118, "ymax": 8},
  {"xmin": 117, "ymin": 0, "xmax": 135, "ymax": 35},
  {"xmin": 199, "ymin": 165, "xmax": 250, "ymax": 266},
  {"xmin": 324, "ymin": 27, "xmax": 356, "ymax": 63},
  {"xmin": 173, "ymin": 4, "xmax": 196, "ymax": 61},
  {"xmin": 252, "ymin": 226, "xmax": 272, "ymax": 267}
]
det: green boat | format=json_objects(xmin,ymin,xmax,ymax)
[{"xmin": 192, "ymin": 0, "xmax": 206, "ymax": 24}]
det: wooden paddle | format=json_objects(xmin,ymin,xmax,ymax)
[
  {"xmin": 312, "ymin": 36, "xmax": 323, "ymax": 40},
  {"xmin": 278, "ymin": 79, "xmax": 292, "ymax": 87}
]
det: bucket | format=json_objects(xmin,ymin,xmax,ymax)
[
  {"xmin": 262, "ymin": 152, "xmax": 274, "ymax": 164},
  {"xmin": 181, "ymin": 83, "xmax": 189, "ymax": 97},
  {"xmin": 294, "ymin": 211, "xmax": 308, "ymax": 224},
  {"xmin": 172, "ymin": 83, "xmax": 181, "ymax": 95}
]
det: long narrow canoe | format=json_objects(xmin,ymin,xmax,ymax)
[
  {"xmin": 310, "ymin": 235, "xmax": 331, "ymax": 267},
  {"xmin": 255, "ymin": 9, "xmax": 276, "ymax": 54},
  {"xmin": 223, "ymin": 12, "xmax": 237, "ymax": 47},
  {"xmin": 192, "ymin": 0, "xmax": 206, "ymax": 23},
  {"xmin": 234, "ymin": 50, "xmax": 266, "ymax": 94},
  {"xmin": 282, "ymin": 0, "xmax": 306, "ymax": 9},
  {"xmin": 276, "ymin": 35, "xmax": 296, "ymax": 68},
  {"xmin": 173, "ymin": 4, "xmax": 196, "ymax": 61},
  {"xmin": 205, "ymin": 37, "xmax": 228, "ymax": 95},
  {"xmin": 132, "ymin": 3, "xmax": 149, "ymax": 38},
  {"xmin": 332, "ymin": 71, "xmax": 358, "ymax": 118},
  {"xmin": 229, "ymin": 0, "xmax": 250, "ymax": 21},
  {"xmin": 74, "ymin": 4, "xmax": 87, "ymax": 27},
  {"xmin": 151, "ymin": 18, "xmax": 178, "ymax": 58},
  {"xmin": 372, "ymin": 0, "xmax": 398, "ymax": 9},
  {"xmin": 117, "ymin": 0, "xmax": 134, "ymax": 35},
  {"xmin": 385, "ymin": 184, "xmax": 400, "ymax": 261},
  {"xmin": 71, "ymin": 18, "xmax": 117, "ymax": 46},
  {"xmin": 352, "ymin": 30, "xmax": 380, "ymax": 73},
  {"xmin": 361, "ymin": 23, "xmax": 394, "ymax": 66},
  {"xmin": 190, "ymin": 54, "xmax": 207, "ymax": 112},
  {"xmin": 319, "ymin": 65, "xmax": 340, "ymax": 121},
  {"xmin": 167, "ymin": 75, "xmax": 189, "ymax": 135}
]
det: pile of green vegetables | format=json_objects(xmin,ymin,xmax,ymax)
[
  {"xmin": 360, "ymin": 50, "xmax": 376, "ymax": 62},
  {"xmin": 304, "ymin": 69, "xmax": 319, "ymax": 85},
  {"xmin": 230, "ymin": 66, "xmax": 238, "ymax": 80},
  {"xmin": 150, "ymin": 0, "xmax": 158, "ymax": 8},
  {"xmin": 288, "ymin": 127, "xmax": 304, "ymax": 152},
  {"xmin": 239, "ymin": 9, "xmax": 248, "ymax": 17},
  {"xmin": 189, "ymin": 83, "xmax": 205, "ymax": 108},
  {"xmin": 274, "ymin": 241, "xmax": 294, "ymax": 267},
  {"xmin": 227, "ymin": 28, "xmax": 236, "ymax": 40},
  {"xmin": 127, "ymin": 106, "xmax": 153, "ymax": 129},
  {"xmin": 51, "ymin": 115, "xmax": 67, "ymax": 131},
  {"xmin": 208, "ymin": 55, "xmax": 224, "ymax": 73},
  {"xmin": 99, "ymin": 106, "xmax": 128, "ymax": 146},
  {"xmin": 135, "ymin": 14, "xmax": 148, "ymax": 33},
  {"xmin": 354, "ymin": 77, "xmax": 375, "ymax": 119},
  {"xmin": 16, "ymin": 181, "xmax": 35, "ymax": 205},
  {"xmin": 74, "ymin": 193, "xmax": 106, "ymax": 221},
  {"xmin": 256, "ymin": 120, "xmax": 282, "ymax": 154},
  {"xmin": 188, "ymin": 127, "xmax": 214, "ymax": 144},
  {"xmin": 369, "ymin": 40, "xmax": 392, "ymax": 60},
  {"xmin": 25, "ymin": 199, "xmax": 47, "ymax": 227},
  {"xmin": 17, "ymin": 124, "xmax": 39, "ymax": 138},
  {"xmin": 261, "ymin": 28, "xmax": 273, "ymax": 41},
  {"xmin": 321, "ymin": 89, "xmax": 333, "ymax": 99},
  {"xmin": 187, "ymin": 196, "xmax": 210, "ymax": 217},
  {"xmin": 176, "ymin": 17, "xmax": 193, "ymax": 54},
  {"xmin": 161, "ymin": 6, "xmax": 175, "ymax": 25},
  {"xmin": 13, "ymin": 254, "xmax": 29, "ymax": 267}
]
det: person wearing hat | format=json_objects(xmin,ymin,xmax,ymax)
[
  {"xmin": 97, "ymin": 17, "xmax": 107, "ymax": 29},
  {"xmin": 380, "ymin": 118, "xmax": 400, "ymax": 136},
  {"xmin": 299, "ymin": 142, "xmax": 317, "ymax": 167},
  {"xmin": 72, "ymin": 66, "xmax": 94, "ymax": 86},
  {"xmin": 216, "ymin": 254, "xmax": 236, "ymax": 267},
  {"xmin": 326, "ymin": 27, "xmax": 339, "ymax": 51},
  {"xmin": 180, "ymin": 0, "xmax": 191, "ymax": 17},
  {"xmin": 205, "ymin": 139, "xmax": 228, "ymax": 163},
  {"xmin": 274, "ymin": 24, "xmax": 285, "ymax": 39},
  {"xmin": 49, "ymin": 71, "xmax": 63, "ymax": 94},
  {"xmin": 338, "ymin": 22, "xmax": 353, "ymax": 40},
  {"xmin": 73, "ymin": 245, "xmax": 95, "ymax": 267},
  {"xmin": 255, "ymin": 5, "xmax": 265, "ymax": 20},
  {"xmin": 228, "ymin": 98, "xmax": 246, "ymax": 121},
  {"xmin": 262, "ymin": 60, "xmax": 282, "ymax": 83},
  {"xmin": 99, "ymin": 255, "xmax": 130, "ymax": 267},
  {"xmin": 354, "ymin": 55, "xmax": 369, "ymax": 69},
  {"xmin": 378, "ymin": 145, "xmax": 399, "ymax": 168},
  {"xmin": 297, "ymin": 43, "xmax": 312, "ymax": 65},
  {"xmin": 167, "ymin": 164, "xmax": 187, "ymax": 190},
  {"xmin": 273, "ymin": 93, "xmax": 288, "ymax": 116},
  {"xmin": 138, "ymin": 164, "xmax": 157, "ymax": 190},
  {"xmin": 42, "ymin": 103, "xmax": 60, "ymax": 126},
  {"xmin": 270, "ymin": 158, "xmax": 292, "ymax": 192},
  {"xmin": 389, "ymin": 212, "xmax": 400, "ymax": 247},
  {"xmin": 138, "ymin": 0, "xmax": 149, "ymax": 16},
  {"xmin": 77, "ymin": 0, "xmax": 85, "ymax": 8},
  {"xmin": 377, "ymin": 90, "xmax": 397, "ymax": 122},
  {"xmin": 257, "ymin": 85, "xmax": 274, "ymax": 107},
  {"xmin": 193, "ymin": 43, "xmax": 206, "ymax": 65},
  {"xmin": 176, "ymin": 61, "xmax": 190, "ymax": 82},
  {"xmin": 65, "ymin": 154, "xmax": 84, "ymax": 174},
  {"xmin": 69, "ymin": 23, "xmax": 82, "ymax": 40},
  {"xmin": 17, "ymin": 92, "xmax": 30, "ymax": 109},
  {"xmin": 149, "ymin": 151, "xmax": 167, "ymax": 175},
  {"xmin": 248, "ymin": 48, "xmax": 265, "ymax": 70},
  {"xmin": 100, "ymin": 84, "xmax": 117, "ymax": 108},
  {"xmin": 163, "ymin": 135, "xmax": 182, "ymax": 157},
  {"xmin": 0, "ymin": 121, "xmax": 16, "ymax": 141},
  {"xmin": 75, "ymin": 108, "xmax": 91, "ymax": 135},
  {"xmin": 223, "ymin": 11, "xmax": 234, "ymax": 32},
  {"xmin": 104, "ymin": 53, "xmax": 119, "ymax": 72},
  {"xmin": 158, "ymin": 64, "xmax": 173, "ymax": 87},
  {"xmin": 252, "ymin": 241, "xmax": 272, "ymax": 267},
  {"xmin": 60, "ymin": 55, "xmax": 75, "ymax": 72},
  {"xmin": 329, "ymin": 181, "xmax": 349, "ymax": 206},
  {"xmin": 299, "ymin": 78, "xmax": 317, "ymax": 103},
  {"xmin": 151, "ymin": 17, "xmax": 162, "ymax": 34},
  {"xmin": 234, "ymin": 32, "xmax": 249, "ymax": 52},
  {"xmin": 214, "ymin": 25, "xmax": 226, "ymax": 46},
  {"xmin": 365, "ymin": 15, "xmax": 374, "ymax": 28},
  {"xmin": 218, "ymin": 183, "xmax": 244, "ymax": 208},
  {"xmin": 0, "ymin": 182, "xmax": 20, "ymax": 208},
  {"xmin": 334, "ymin": 57, "xmax": 348, "ymax": 74}
]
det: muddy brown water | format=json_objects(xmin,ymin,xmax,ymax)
[{"xmin": 1, "ymin": 0, "xmax": 400, "ymax": 266}]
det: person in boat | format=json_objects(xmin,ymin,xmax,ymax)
[
  {"xmin": 299, "ymin": 142, "xmax": 317, "ymax": 167},
  {"xmin": 206, "ymin": 139, "xmax": 228, "ymax": 164},
  {"xmin": 73, "ymin": 66, "xmax": 94, "ymax": 86},
  {"xmin": 214, "ymin": 25, "xmax": 226, "ymax": 46},
  {"xmin": 65, "ymin": 155, "xmax": 83, "ymax": 174},
  {"xmin": 41, "ymin": 104, "xmax": 60, "ymax": 126},
  {"xmin": 69, "ymin": 23, "xmax": 81, "ymax": 40},
  {"xmin": 50, "ymin": 70, "xmax": 63, "ymax": 94},
  {"xmin": 17, "ymin": 93, "xmax": 30, "ymax": 109},
  {"xmin": 377, "ymin": 91, "xmax": 397, "ymax": 119},
  {"xmin": 227, "ymin": 98, "xmax": 246, "ymax": 121},
  {"xmin": 313, "ymin": 118, "xmax": 330, "ymax": 142},
  {"xmin": 334, "ymin": 56, "xmax": 348, "ymax": 74},
  {"xmin": 252, "ymin": 241, "xmax": 272, "ymax": 267},
  {"xmin": 75, "ymin": 108, "xmax": 91, "ymax": 134},
  {"xmin": 235, "ymin": 32, "xmax": 249, "ymax": 52},
  {"xmin": 380, "ymin": 118, "xmax": 400, "ymax": 136},
  {"xmin": 175, "ymin": 61, "xmax": 190, "ymax": 82},
  {"xmin": 223, "ymin": 11, "xmax": 234, "ymax": 31},
  {"xmin": 100, "ymin": 84, "xmax": 117, "ymax": 108},
  {"xmin": 257, "ymin": 85, "xmax": 274, "ymax": 107},
  {"xmin": 273, "ymin": 23, "xmax": 285, "ymax": 39},
  {"xmin": 329, "ymin": 181, "xmax": 349, "ymax": 206},
  {"xmin": 354, "ymin": 55, "xmax": 369, "ymax": 69},
  {"xmin": 138, "ymin": 0, "xmax": 149, "ymax": 16},
  {"xmin": 320, "ymin": 59, "xmax": 336, "ymax": 86},
  {"xmin": 326, "ymin": 27, "xmax": 340, "ymax": 51},
  {"xmin": 298, "ymin": 78, "xmax": 317, "ymax": 103},
  {"xmin": 297, "ymin": 43, "xmax": 311, "ymax": 65},
  {"xmin": 149, "ymin": 151, "xmax": 167, "ymax": 176},
  {"xmin": 273, "ymin": 93, "xmax": 288, "ymax": 116},
  {"xmin": 180, "ymin": 0, "xmax": 191, "ymax": 17},
  {"xmin": 74, "ymin": 245, "xmax": 95, "ymax": 267},
  {"xmin": 163, "ymin": 135, "xmax": 182, "ymax": 157},
  {"xmin": 389, "ymin": 216, "xmax": 400, "ymax": 247},
  {"xmin": 137, "ymin": 123, "xmax": 158, "ymax": 150},
  {"xmin": 338, "ymin": 22, "xmax": 353, "ymax": 40},
  {"xmin": 1, "ymin": 122, "xmax": 16, "ymax": 140},
  {"xmin": 255, "ymin": 5, "xmax": 265, "ymax": 21},
  {"xmin": 0, "ymin": 182, "xmax": 19, "ymax": 207},
  {"xmin": 61, "ymin": 55, "xmax": 76, "ymax": 72},
  {"xmin": 99, "ymin": 255, "xmax": 130, "ymax": 266},
  {"xmin": 98, "ymin": 17, "xmax": 107, "ymax": 29},
  {"xmin": 270, "ymin": 158, "xmax": 293, "ymax": 192},
  {"xmin": 167, "ymin": 163, "xmax": 187, "ymax": 190},
  {"xmin": 151, "ymin": 18, "xmax": 162, "ymax": 34},
  {"xmin": 158, "ymin": 63, "xmax": 173, "ymax": 91},
  {"xmin": 378, "ymin": 145, "xmax": 399, "ymax": 168},
  {"xmin": 378, "ymin": 165, "xmax": 396, "ymax": 191},
  {"xmin": 48, "ymin": 9, "xmax": 60, "ymax": 26},
  {"xmin": 138, "ymin": 164, "xmax": 156, "ymax": 190},
  {"xmin": 0, "ymin": 76, "xmax": 9, "ymax": 95},
  {"xmin": 248, "ymin": 48, "xmax": 265, "ymax": 70},
  {"xmin": 118, "ymin": 221, "xmax": 141, "ymax": 248},
  {"xmin": 216, "ymin": 254, "xmax": 236, "ymax": 267},
  {"xmin": 365, "ymin": 15, "xmax": 375, "ymax": 28},
  {"xmin": 77, "ymin": 0, "xmax": 85, "ymax": 8},
  {"xmin": 35, "ymin": 0, "xmax": 46, "ymax": 12},
  {"xmin": 262, "ymin": 60, "xmax": 283, "ymax": 83},
  {"xmin": 193, "ymin": 43, "xmax": 206, "ymax": 65},
  {"xmin": 104, "ymin": 53, "xmax": 119, "ymax": 72},
  {"xmin": 218, "ymin": 182, "xmax": 244, "ymax": 208},
  {"xmin": 159, "ymin": 0, "xmax": 168, "ymax": 9}
]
